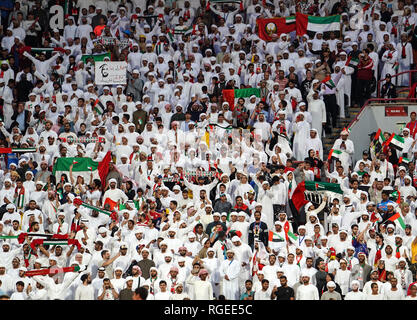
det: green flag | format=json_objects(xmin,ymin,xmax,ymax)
[
  {"xmin": 81, "ymin": 52, "xmax": 111, "ymax": 64},
  {"xmin": 304, "ymin": 181, "xmax": 343, "ymax": 194}
]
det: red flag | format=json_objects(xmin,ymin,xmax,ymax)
[
  {"xmin": 374, "ymin": 248, "xmax": 382, "ymax": 267},
  {"xmin": 25, "ymin": 265, "xmax": 80, "ymax": 277},
  {"xmin": 291, "ymin": 181, "xmax": 309, "ymax": 212},
  {"xmin": 283, "ymin": 221, "xmax": 290, "ymax": 240},
  {"xmin": 98, "ymin": 151, "xmax": 112, "ymax": 189},
  {"xmin": 257, "ymin": 17, "xmax": 296, "ymax": 41},
  {"xmin": 395, "ymin": 190, "xmax": 401, "ymax": 204},
  {"xmin": 291, "ymin": 97, "xmax": 297, "ymax": 111},
  {"xmin": 103, "ymin": 198, "xmax": 118, "ymax": 211},
  {"xmin": 222, "ymin": 89, "xmax": 236, "ymax": 110},
  {"xmin": 53, "ymin": 47, "xmax": 66, "ymax": 53}
]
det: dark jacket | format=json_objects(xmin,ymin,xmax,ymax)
[
  {"xmin": 205, "ymin": 221, "xmax": 227, "ymax": 236},
  {"xmin": 137, "ymin": 258, "xmax": 156, "ymax": 280},
  {"xmin": 248, "ymin": 220, "xmax": 269, "ymax": 250},
  {"xmin": 132, "ymin": 109, "xmax": 147, "ymax": 133},
  {"xmin": 92, "ymin": 14, "xmax": 108, "ymax": 29},
  {"xmin": 213, "ymin": 199, "xmax": 232, "ymax": 214},
  {"xmin": 381, "ymin": 81, "xmax": 397, "ymax": 98},
  {"xmin": 118, "ymin": 288, "xmax": 133, "ymax": 300},
  {"xmin": 11, "ymin": 109, "xmax": 30, "ymax": 134},
  {"xmin": 350, "ymin": 262, "xmax": 372, "ymax": 287}
]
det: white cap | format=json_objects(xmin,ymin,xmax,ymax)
[{"xmin": 98, "ymin": 227, "xmax": 107, "ymax": 234}]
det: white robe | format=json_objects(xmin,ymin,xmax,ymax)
[
  {"xmin": 395, "ymin": 42, "xmax": 413, "ymax": 86},
  {"xmin": 331, "ymin": 138, "xmax": 354, "ymax": 172},
  {"xmin": 292, "ymin": 120, "xmax": 311, "ymax": 161},
  {"xmin": 296, "ymin": 283, "xmax": 320, "ymax": 300},
  {"xmin": 230, "ymin": 221, "xmax": 250, "ymax": 245},
  {"xmin": 344, "ymin": 290, "xmax": 366, "ymax": 300},
  {"xmin": 253, "ymin": 181, "xmax": 275, "ymax": 229},
  {"xmin": 234, "ymin": 182, "xmax": 255, "ymax": 202},
  {"xmin": 232, "ymin": 243, "xmax": 253, "ymax": 292},
  {"xmin": 219, "ymin": 258, "xmax": 241, "ymax": 300},
  {"xmin": 304, "ymin": 138, "xmax": 323, "ymax": 160},
  {"xmin": 334, "ymin": 269, "xmax": 351, "ymax": 295},
  {"xmin": 381, "ymin": 49, "xmax": 398, "ymax": 82},
  {"xmin": 203, "ymin": 257, "xmax": 221, "ymax": 296},
  {"xmin": 308, "ymin": 99, "xmax": 326, "ymax": 138},
  {"xmin": 336, "ymin": 76, "xmax": 345, "ymax": 119},
  {"xmin": 341, "ymin": 65, "xmax": 354, "ymax": 106},
  {"xmin": 192, "ymin": 280, "xmax": 214, "ymax": 300}
]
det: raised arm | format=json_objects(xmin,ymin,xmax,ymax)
[
  {"xmin": 307, "ymin": 196, "xmax": 328, "ymax": 220},
  {"xmin": 209, "ymin": 4, "xmax": 223, "ymax": 16},
  {"xmin": 23, "ymin": 51, "xmax": 38, "ymax": 65},
  {"xmin": 46, "ymin": 52, "xmax": 61, "ymax": 64},
  {"xmin": 69, "ymin": 164, "xmax": 75, "ymax": 185}
]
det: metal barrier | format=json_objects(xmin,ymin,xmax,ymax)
[
  {"xmin": 346, "ymin": 97, "xmax": 417, "ymax": 131},
  {"xmin": 377, "ymin": 69, "xmax": 417, "ymax": 98}
]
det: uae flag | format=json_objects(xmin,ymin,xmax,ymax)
[
  {"xmin": 373, "ymin": 128, "xmax": 386, "ymax": 153},
  {"xmin": 291, "ymin": 181, "xmax": 342, "ymax": 212},
  {"xmin": 399, "ymin": 156, "xmax": 411, "ymax": 164},
  {"xmin": 286, "ymin": 230, "xmax": 299, "ymax": 244},
  {"xmin": 386, "ymin": 133, "xmax": 404, "ymax": 151},
  {"xmin": 73, "ymin": 198, "xmax": 118, "ymax": 221},
  {"xmin": 167, "ymin": 26, "xmax": 194, "ymax": 41},
  {"xmin": 268, "ymin": 230, "xmax": 285, "ymax": 242},
  {"xmin": 257, "ymin": 16, "xmax": 296, "ymax": 41},
  {"xmin": 328, "ymin": 149, "xmax": 343, "ymax": 160},
  {"xmin": 53, "ymin": 151, "xmax": 111, "ymax": 187},
  {"xmin": 296, "ymin": 13, "xmax": 341, "ymax": 37},
  {"xmin": 374, "ymin": 128, "xmax": 386, "ymax": 145},
  {"xmin": 0, "ymin": 147, "xmax": 37, "ymax": 153},
  {"xmin": 222, "ymin": 88, "xmax": 261, "ymax": 110},
  {"xmin": 345, "ymin": 55, "xmax": 359, "ymax": 68},
  {"xmin": 321, "ymin": 75, "xmax": 336, "ymax": 89},
  {"xmin": 30, "ymin": 238, "xmax": 81, "ymax": 251},
  {"xmin": 304, "ymin": 181, "xmax": 343, "ymax": 194},
  {"xmin": 390, "ymin": 190, "xmax": 402, "ymax": 204},
  {"xmin": 25, "ymin": 265, "xmax": 81, "ymax": 277},
  {"xmin": 388, "ymin": 212, "xmax": 406, "ymax": 230},
  {"xmin": 93, "ymin": 99, "xmax": 105, "ymax": 115}
]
